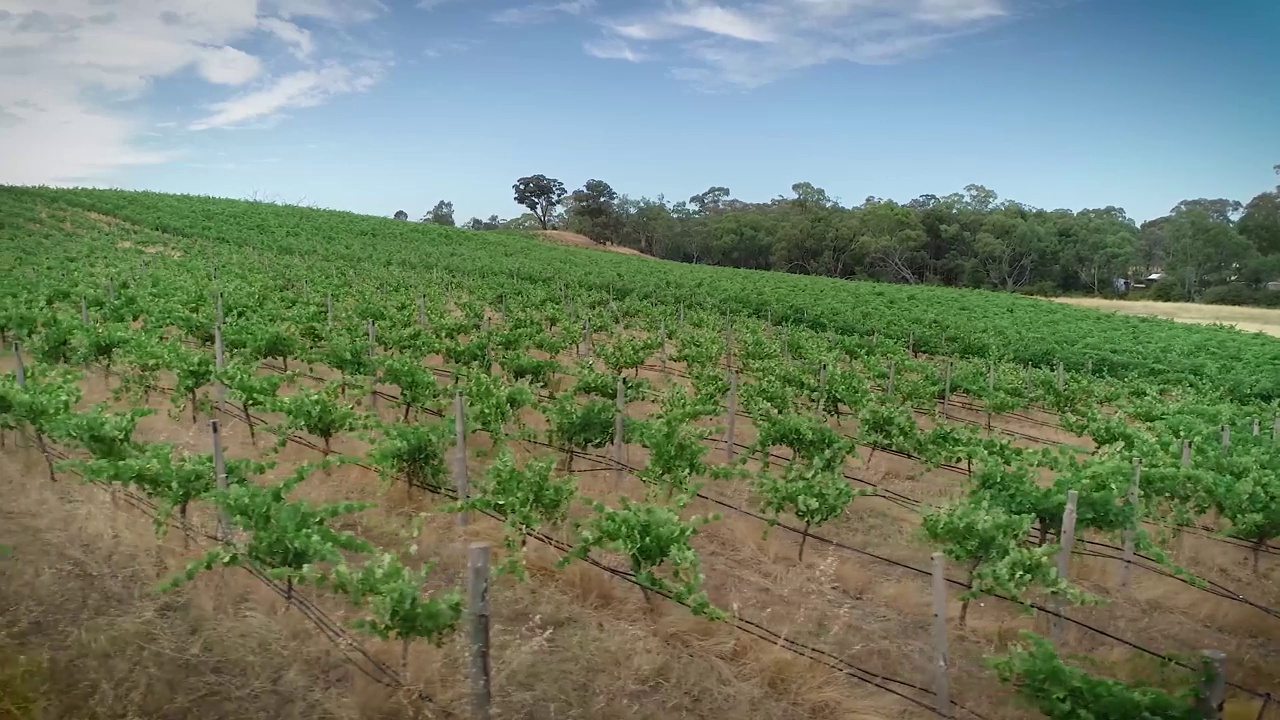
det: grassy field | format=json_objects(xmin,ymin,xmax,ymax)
[
  {"xmin": 2, "ymin": 187, "xmax": 1278, "ymax": 720},
  {"xmin": 1052, "ymin": 297, "xmax": 1280, "ymax": 337}
]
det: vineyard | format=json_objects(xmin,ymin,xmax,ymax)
[{"xmin": 2, "ymin": 185, "xmax": 1279, "ymax": 720}]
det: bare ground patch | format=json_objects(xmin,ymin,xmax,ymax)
[{"xmin": 1050, "ymin": 297, "xmax": 1280, "ymax": 337}]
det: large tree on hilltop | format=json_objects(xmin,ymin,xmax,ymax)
[
  {"xmin": 567, "ymin": 179, "xmax": 620, "ymax": 244},
  {"xmin": 513, "ymin": 175, "xmax": 567, "ymax": 230},
  {"xmin": 423, "ymin": 200, "xmax": 455, "ymax": 227}
]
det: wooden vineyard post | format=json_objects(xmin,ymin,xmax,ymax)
[
  {"xmin": 467, "ymin": 542, "xmax": 493, "ymax": 720},
  {"xmin": 941, "ymin": 361, "xmax": 953, "ymax": 417},
  {"xmin": 367, "ymin": 320, "xmax": 378, "ymax": 410},
  {"xmin": 931, "ymin": 552, "xmax": 952, "ymax": 718},
  {"xmin": 417, "ymin": 295, "xmax": 426, "ymax": 327},
  {"xmin": 1050, "ymin": 490, "xmax": 1079, "ymax": 645},
  {"xmin": 211, "ymin": 418, "xmax": 232, "ymax": 540},
  {"xmin": 658, "ymin": 321, "xmax": 668, "ymax": 376},
  {"xmin": 1121, "ymin": 458, "xmax": 1141, "ymax": 588},
  {"xmin": 725, "ymin": 371, "xmax": 738, "ymax": 464},
  {"xmin": 884, "ymin": 360, "xmax": 896, "ymax": 397},
  {"xmin": 581, "ymin": 317, "xmax": 592, "ymax": 357},
  {"xmin": 613, "ymin": 376, "xmax": 626, "ymax": 488},
  {"xmin": 107, "ymin": 280, "xmax": 115, "ymax": 303},
  {"xmin": 213, "ymin": 324, "xmax": 226, "ymax": 417},
  {"xmin": 1273, "ymin": 415, "xmax": 1279, "ymax": 441},
  {"xmin": 1221, "ymin": 424, "xmax": 1230, "ymax": 454},
  {"xmin": 782, "ymin": 326, "xmax": 790, "ymax": 362},
  {"xmin": 908, "ymin": 331, "xmax": 915, "ymax": 358},
  {"xmin": 79, "ymin": 297, "xmax": 91, "ymax": 371},
  {"xmin": 1024, "ymin": 365, "xmax": 1032, "ymax": 397},
  {"xmin": 724, "ymin": 319, "xmax": 733, "ymax": 370},
  {"xmin": 1196, "ymin": 650, "xmax": 1226, "ymax": 719},
  {"xmin": 986, "ymin": 363, "xmax": 996, "ymax": 432},
  {"xmin": 326, "ymin": 294, "xmax": 333, "ymax": 326},
  {"xmin": 13, "ymin": 344, "xmax": 55, "ymax": 481},
  {"xmin": 454, "ymin": 391, "xmax": 469, "ymax": 527},
  {"xmin": 817, "ymin": 363, "xmax": 827, "ymax": 412},
  {"xmin": 1177, "ymin": 440, "xmax": 1192, "ymax": 554},
  {"xmin": 1252, "ymin": 418, "xmax": 1261, "ymax": 437},
  {"xmin": 216, "ymin": 292, "xmax": 224, "ymax": 327},
  {"xmin": 1056, "ymin": 361, "xmax": 1065, "ymax": 390}
]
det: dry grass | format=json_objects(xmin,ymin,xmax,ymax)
[
  {"xmin": 3, "ymin": 346, "xmax": 1279, "ymax": 719},
  {"xmin": 0, "ymin": 451, "xmax": 378, "ymax": 720},
  {"xmin": 535, "ymin": 231, "xmax": 649, "ymax": 257},
  {"xmin": 1050, "ymin": 297, "xmax": 1280, "ymax": 337}
]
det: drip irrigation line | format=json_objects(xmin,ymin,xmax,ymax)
[
  {"xmin": 255, "ymin": 355, "xmax": 1280, "ymax": 557},
  {"xmin": 79, "ymin": 358, "xmax": 1280, "ymax": 702},
  {"xmin": 108, "ymin": 364, "xmax": 1280, "ymax": 622},
  {"xmin": 18, "ymin": 432, "xmax": 447, "ymax": 710}
]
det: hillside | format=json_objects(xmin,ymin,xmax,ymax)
[
  {"xmin": 18, "ymin": 186, "xmax": 1280, "ymax": 403},
  {"xmin": 536, "ymin": 229, "xmax": 649, "ymax": 256},
  {"xmin": 1, "ymin": 187, "xmax": 1278, "ymax": 720}
]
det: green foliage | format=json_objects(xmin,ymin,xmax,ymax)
[
  {"xmin": 268, "ymin": 383, "xmax": 363, "ymax": 450},
  {"xmin": 462, "ymin": 371, "xmax": 535, "ymax": 441},
  {"xmin": 545, "ymin": 391, "xmax": 616, "ymax": 456},
  {"xmin": 321, "ymin": 553, "xmax": 463, "ymax": 645},
  {"xmin": 989, "ymin": 632, "xmax": 1201, "ymax": 720},
  {"xmin": 369, "ymin": 420, "xmax": 452, "ymax": 490},
  {"xmin": 922, "ymin": 497, "xmax": 1085, "ymax": 606},
  {"xmin": 166, "ymin": 463, "xmax": 374, "ymax": 590},
  {"xmin": 632, "ymin": 387, "xmax": 719, "ymax": 499},
  {"xmin": 561, "ymin": 496, "xmax": 723, "ymax": 619},
  {"xmin": 455, "ymin": 450, "xmax": 577, "ymax": 577},
  {"xmin": 754, "ymin": 445, "xmax": 870, "ymax": 559}
]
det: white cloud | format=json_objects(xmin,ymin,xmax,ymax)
[
  {"xmin": 190, "ymin": 63, "xmax": 382, "ymax": 130},
  {"xmin": 258, "ymin": 17, "xmax": 315, "ymax": 60},
  {"xmin": 492, "ymin": 0, "xmax": 595, "ymax": 25},
  {"xmin": 196, "ymin": 46, "xmax": 264, "ymax": 85},
  {"xmin": 264, "ymin": 0, "xmax": 387, "ymax": 23},
  {"xmin": 583, "ymin": 38, "xmax": 647, "ymax": 62},
  {"xmin": 664, "ymin": 5, "xmax": 777, "ymax": 43},
  {"xmin": 0, "ymin": 1, "xmax": 386, "ymax": 184},
  {"xmin": 591, "ymin": 0, "xmax": 1016, "ymax": 89},
  {"xmin": 424, "ymin": 38, "xmax": 477, "ymax": 58}
]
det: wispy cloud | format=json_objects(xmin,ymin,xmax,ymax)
[
  {"xmin": 424, "ymin": 38, "xmax": 478, "ymax": 58},
  {"xmin": 583, "ymin": 38, "xmax": 648, "ymax": 62},
  {"xmin": 190, "ymin": 62, "xmax": 383, "ymax": 130},
  {"xmin": 664, "ymin": 5, "xmax": 777, "ymax": 43},
  {"xmin": 259, "ymin": 17, "xmax": 316, "ymax": 60},
  {"xmin": 0, "ymin": 0, "xmax": 388, "ymax": 184},
  {"xmin": 589, "ymin": 0, "xmax": 1017, "ymax": 89},
  {"xmin": 492, "ymin": 0, "xmax": 596, "ymax": 25},
  {"xmin": 265, "ymin": 0, "xmax": 388, "ymax": 23},
  {"xmin": 196, "ymin": 46, "xmax": 265, "ymax": 85}
]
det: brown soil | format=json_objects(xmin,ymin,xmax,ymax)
[
  {"xmin": 3, "ymin": 345, "xmax": 1277, "ymax": 719},
  {"xmin": 536, "ymin": 231, "xmax": 649, "ymax": 257}
]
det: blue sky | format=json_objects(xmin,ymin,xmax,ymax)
[{"xmin": 1, "ymin": 0, "xmax": 1277, "ymax": 223}]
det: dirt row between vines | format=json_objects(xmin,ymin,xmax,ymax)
[{"xmin": 2, "ymin": 353, "xmax": 1277, "ymax": 719}]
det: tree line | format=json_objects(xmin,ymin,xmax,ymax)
[{"xmin": 395, "ymin": 166, "xmax": 1280, "ymax": 304}]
